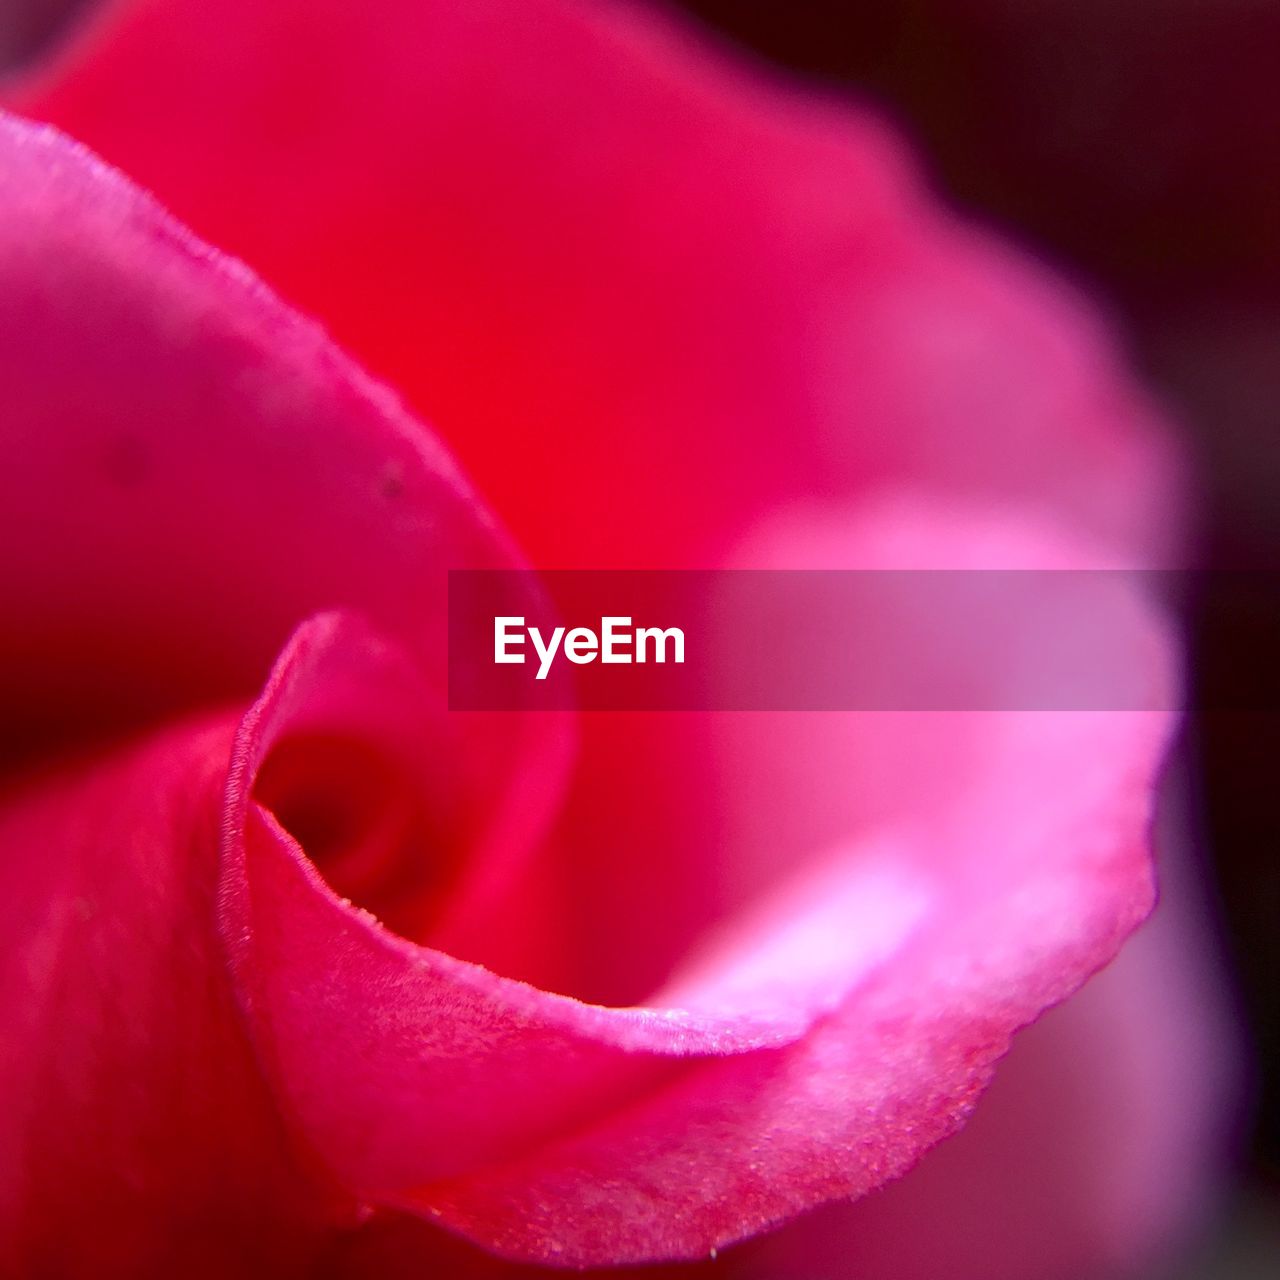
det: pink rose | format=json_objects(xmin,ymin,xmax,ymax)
[{"xmin": 0, "ymin": 0, "xmax": 1239, "ymax": 1275}]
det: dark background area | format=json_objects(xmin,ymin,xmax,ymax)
[{"xmin": 666, "ymin": 0, "xmax": 1280, "ymax": 1195}]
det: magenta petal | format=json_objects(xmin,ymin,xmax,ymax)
[
  {"xmin": 0, "ymin": 12, "xmax": 1199, "ymax": 1272},
  {"xmin": 219, "ymin": 570, "xmax": 1174, "ymax": 1266},
  {"xmin": 0, "ymin": 108, "xmax": 561, "ymax": 1261},
  {"xmin": 0, "ymin": 109, "xmax": 534, "ymax": 756},
  {"xmin": 739, "ymin": 819, "xmax": 1245, "ymax": 1280},
  {"xmin": 419, "ymin": 715, "xmax": 1168, "ymax": 1266},
  {"xmin": 0, "ymin": 712, "xmax": 337, "ymax": 1272},
  {"xmin": 221, "ymin": 612, "xmax": 848, "ymax": 1188},
  {"xmin": 0, "ymin": 109, "xmax": 568, "ymax": 914},
  {"xmin": 322, "ymin": 830, "xmax": 1245, "ymax": 1280},
  {"xmin": 8, "ymin": 0, "xmax": 1182, "ymax": 566}
]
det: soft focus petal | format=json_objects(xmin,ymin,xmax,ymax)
[
  {"xmin": 737, "ymin": 799, "xmax": 1244, "ymax": 1280},
  {"xmin": 0, "ymin": 103, "xmax": 1183, "ymax": 1268},
  {"xmin": 318, "ymin": 786, "xmax": 1243, "ymax": 1280},
  {"xmin": 0, "ymin": 713, "xmax": 338, "ymax": 1274},
  {"xmin": 0, "ymin": 0, "xmax": 1192, "ymax": 1017},
  {"xmin": 0, "ymin": 109, "xmax": 566, "ymax": 932},
  {"xmin": 6, "ymin": 0, "xmax": 1181, "ymax": 566},
  {"xmin": 0, "ymin": 3, "xmax": 1213, "ymax": 1273},
  {"xmin": 0, "ymin": 109, "xmax": 558, "ymax": 1261},
  {"xmin": 217, "ymin": 542, "xmax": 1175, "ymax": 1264},
  {"xmin": 0, "ymin": 107, "xmax": 500, "ymax": 724}
]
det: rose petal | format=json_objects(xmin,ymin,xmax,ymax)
[
  {"xmin": 0, "ymin": 106, "xmax": 515, "ymax": 719},
  {"xmin": 0, "ymin": 12, "xmax": 1192, "ymax": 1271},
  {"xmin": 220, "ymin": 542, "xmax": 1174, "ymax": 1264},
  {"xmin": 736, "ymin": 799, "xmax": 1245, "ymax": 1280},
  {"xmin": 320, "ymin": 800, "xmax": 1239, "ymax": 1280},
  {"xmin": 325, "ymin": 793, "xmax": 1233, "ymax": 1274},
  {"xmin": 0, "ymin": 109, "xmax": 564, "ymax": 1258},
  {"xmin": 0, "ymin": 711, "xmax": 339, "ymax": 1272},
  {"xmin": 0, "ymin": 111, "xmax": 569, "ymax": 948},
  {"xmin": 412, "ymin": 710, "xmax": 1167, "ymax": 1266},
  {"xmin": 1, "ymin": 0, "xmax": 1191, "ymax": 1021},
  {"xmin": 7, "ymin": 0, "xmax": 1180, "ymax": 565}
]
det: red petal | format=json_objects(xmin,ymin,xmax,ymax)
[
  {"xmin": 0, "ymin": 1, "xmax": 1198, "ymax": 1266},
  {"xmin": 219, "ymin": 530, "xmax": 1174, "ymax": 1263},
  {"xmin": 737, "ymin": 811, "xmax": 1245, "ymax": 1280},
  {"xmin": 0, "ymin": 110, "xmax": 556, "ymax": 1262},
  {"xmin": 0, "ymin": 712, "xmax": 338, "ymax": 1272},
  {"xmin": 318, "ymin": 810, "xmax": 1240, "ymax": 1280},
  {"xmin": 0, "ymin": 108, "xmax": 555, "ymax": 810},
  {"xmin": 8, "ymin": 0, "xmax": 1181, "ymax": 565}
]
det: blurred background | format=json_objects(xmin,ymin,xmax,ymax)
[
  {"xmin": 663, "ymin": 9, "xmax": 1280, "ymax": 1276},
  {"xmin": 660, "ymin": 4, "xmax": 1280, "ymax": 1274},
  {"xmin": 2, "ymin": 0, "xmax": 1277, "ymax": 1275}
]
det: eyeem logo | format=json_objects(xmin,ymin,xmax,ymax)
[
  {"xmin": 495, "ymin": 615, "xmax": 686, "ymax": 680},
  {"xmin": 450, "ymin": 568, "xmax": 1185, "ymax": 712}
]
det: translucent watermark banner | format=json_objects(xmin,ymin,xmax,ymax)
[{"xmin": 447, "ymin": 570, "xmax": 1277, "ymax": 712}]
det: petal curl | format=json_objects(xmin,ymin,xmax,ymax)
[
  {"xmin": 218, "ymin": 512, "xmax": 1176, "ymax": 1265},
  {"xmin": 319, "ymin": 806, "xmax": 1241, "ymax": 1280},
  {"xmin": 0, "ymin": 110, "xmax": 565, "ymax": 931},
  {"xmin": 0, "ymin": 110, "xmax": 561, "ymax": 1261}
]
